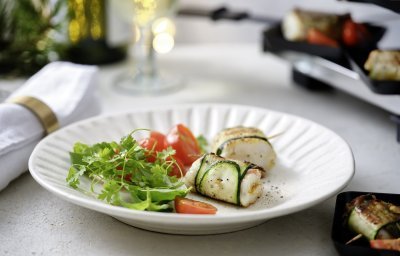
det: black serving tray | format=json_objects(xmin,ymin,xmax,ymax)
[
  {"xmin": 332, "ymin": 191, "xmax": 400, "ymax": 256},
  {"xmin": 263, "ymin": 23, "xmax": 385, "ymax": 65},
  {"xmin": 263, "ymin": 24, "xmax": 346, "ymax": 64},
  {"xmin": 339, "ymin": 0, "xmax": 400, "ymax": 14},
  {"xmin": 346, "ymin": 50, "xmax": 400, "ymax": 95}
]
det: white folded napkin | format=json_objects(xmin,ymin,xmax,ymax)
[{"xmin": 0, "ymin": 62, "xmax": 101, "ymax": 191}]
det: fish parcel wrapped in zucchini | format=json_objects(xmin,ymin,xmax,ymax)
[
  {"xmin": 346, "ymin": 194, "xmax": 400, "ymax": 241},
  {"xmin": 212, "ymin": 126, "xmax": 276, "ymax": 173},
  {"xmin": 185, "ymin": 153, "xmax": 265, "ymax": 207}
]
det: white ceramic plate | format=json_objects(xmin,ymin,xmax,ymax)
[{"xmin": 29, "ymin": 104, "xmax": 354, "ymax": 235}]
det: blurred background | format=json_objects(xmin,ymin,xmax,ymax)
[
  {"xmin": 176, "ymin": 0, "xmax": 399, "ymax": 47},
  {"xmin": 1, "ymin": 0, "xmax": 399, "ymax": 78}
]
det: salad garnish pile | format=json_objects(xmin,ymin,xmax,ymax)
[{"xmin": 67, "ymin": 129, "xmax": 190, "ymax": 212}]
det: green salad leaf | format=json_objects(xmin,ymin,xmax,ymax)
[{"xmin": 66, "ymin": 130, "xmax": 190, "ymax": 212}]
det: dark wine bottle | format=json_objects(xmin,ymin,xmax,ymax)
[{"xmin": 67, "ymin": 0, "xmax": 132, "ymax": 65}]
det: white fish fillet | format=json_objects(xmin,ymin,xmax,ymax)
[{"xmin": 212, "ymin": 126, "xmax": 276, "ymax": 173}]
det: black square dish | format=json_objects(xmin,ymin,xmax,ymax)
[
  {"xmin": 262, "ymin": 23, "xmax": 385, "ymax": 67},
  {"xmin": 263, "ymin": 24, "xmax": 345, "ymax": 64},
  {"xmin": 332, "ymin": 191, "xmax": 400, "ymax": 256}
]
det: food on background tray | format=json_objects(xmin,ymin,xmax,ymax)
[
  {"xmin": 282, "ymin": 8, "xmax": 369, "ymax": 48},
  {"xmin": 282, "ymin": 8, "xmax": 345, "ymax": 42},
  {"xmin": 364, "ymin": 50, "xmax": 400, "ymax": 81},
  {"xmin": 346, "ymin": 194, "xmax": 400, "ymax": 251},
  {"xmin": 307, "ymin": 28, "xmax": 338, "ymax": 48},
  {"xmin": 370, "ymin": 238, "xmax": 400, "ymax": 251},
  {"xmin": 347, "ymin": 194, "xmax": 400, "ymax": 240},
  {"xmin": 185, "ymin": 153, "xmax": 265, "ymax": 207},
  {"xmin": 212, "ymin": 126, "xmax": 276, "ymax": 173},
  {"xmin": 342, "ymin": 18, "xmax": 370, "ymax": 47}
]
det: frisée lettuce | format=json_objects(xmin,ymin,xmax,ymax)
[{"xmin": 66, "ymin": 130, "xmax": 190, "ymax": 212}]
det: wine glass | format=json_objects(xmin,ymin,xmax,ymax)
[{"xmin": 115, "ymin": 0, "xmax": 181, "ymax": 95}]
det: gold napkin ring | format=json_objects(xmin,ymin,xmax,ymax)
[{"xmin": 7, "ymin": 96, "xmax": 59, "ymax": 134}]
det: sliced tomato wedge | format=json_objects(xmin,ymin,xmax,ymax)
[
  {"xmin": 307, "ymin": 28, "xmax": 338, "ymax": 48},
  {"xmin": 166, "ymin": 124, "xmax": 201, "ymax": 166},
  {"xmin": 139, "ymin": 132, "xmax": 168, "ymax": 162},
  {"xmin": 139, "ymin": 137, "xmax": 165, "ymax": 163},
  {"xmin": 139, "ymin": 137, "xmax": 158, "ymax": 162},
  {"xmin": 167, "ymin": 156, "xmax": 186, "ymax": 178},
  {"xmin": 174, "ymin": 197, "xmax": 217, "ymax": 214},
  {"xmin": 150, "ymin": 131, "xmax": 168, "ymax": 149},
  {"xmin": 370, "ymin": 239, "xmax": 400, "ymax": 251}
]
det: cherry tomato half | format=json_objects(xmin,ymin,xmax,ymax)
[
  {"xmin": 166, "ymin": 124, "xmax": 201, "ymax": 166},
  {"xmin": 150, "ymin": 131, "xmax": 168, "ymax": 149},
  {"xmin": 174, "ymin": 197, "xmax": 217, "ymax": 214},
  {"xmin": 139, "ymin": 135, "xmax": 167, "ymax": 162},
  {"xmin": 307, "ymin": 28, "xmax": 338, "ymax": 48}
]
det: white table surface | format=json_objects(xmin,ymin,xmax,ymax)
[{"xmin": 1, "ymin": 44, "xmax": 399, "ymax": 256}]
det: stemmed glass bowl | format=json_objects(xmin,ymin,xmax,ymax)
[{"xmin": 115, "ymin": 0, "xmax": 181, "ymax": 95}]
